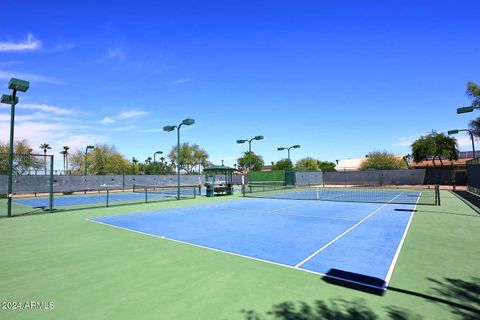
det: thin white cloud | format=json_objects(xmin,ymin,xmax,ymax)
[
  {"xmin": 393, "ymin": 136, "xmax": 415, "ymax": 147},
  {"xmin": 168, "ymin": 77, "xmax": 191, "ymax": 85},
  {"xmin": 112, "ymin": 125, "xmax": 137, "ymax": 132},
  {"xmin": 104, "ymin": 48, "xmax": 126, "ymax": 62},
  {"xmin": 117, "ymin": 110, "xmax": 147, "ymax": 120},
  {"xmin": 19, "ymin": 103, "xmax": 73, "ymax": 115},
  {"xmin": 101, "ymin": 117, "xmax": 115, "ymax": 124},
  {"xmin": 98, "ymin": 109, "xmax": 147, "ymax": 125},
  {"xmin": 0, "ymin": 70, "xmax": 61, "ymax": 84},
  {"xmin": 0, "ymin": 34, "xmax": 42, "ymax": 52}
]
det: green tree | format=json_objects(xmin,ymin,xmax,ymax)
[
  {"xmin": 360, "ymin": 151, "xmax": 408, "ymax": 170},
  {"xmin": 39, "ymin": 143, "xmax": 51, "ymax": 175},
  {"xmin": 271, "ymin": 158, "xmax": 293, "ymax": 170},
  {"xmin": 69, "ymin": 144, "xmax": 130, "ymax": 175},
  {"xmin": 317, "ymin": 161, "xmax": 337, "ymax": 172},
  {"xmin": 168, "ymin": 143, "xmax": 209, "ymax": 174},
  {"xmin": 295, "ymin": 157, "xmax": 320, "ymax": 171},
  {"xmin": 411, "ymin": 131, "xmax": 458, "ymax": 168},
  {"xmin": 0, "ymin": 139, "xmax": 42, "ymax": 174},
  {"xmin": 237, "ymin": 151, "xmax": 264, "ymax": 171}
]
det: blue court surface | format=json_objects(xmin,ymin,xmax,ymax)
[
  {"xmin": 13, "ymin": 189, "xmax": 198, "ymax": 208},
  {"xmin": 88, "ymin": 197, "xmax": 417, "ymax": 289}
]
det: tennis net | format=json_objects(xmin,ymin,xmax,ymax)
[
  {"xmin": 242, "ymin": 184, "xmax": 440, "ymax": 205},
  {"xmin": 133, "ymin": 184, "xmax": 199, "ymax": 199}
]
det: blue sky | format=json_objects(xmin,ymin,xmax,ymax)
[{"xmin": 0, "ymin": 0, "xmax": 479, "ymax": 169}]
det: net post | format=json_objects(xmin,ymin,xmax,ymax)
[
  {"xmin": 145, "ymin": 188, "xmax": 148, "ymax": 203},
  {"xmin": 49, "ymin": 155, "xmax": 54, "ymax": 213},
  {"xmin": 436, "ymin": 185, "xmax": 441, "ymax": 206},
  {"xmin": 106, "ymin": 189, "xmax": 109, "ymax": 207}
]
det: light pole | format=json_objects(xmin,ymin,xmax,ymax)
[
  {"xmin": 448, "ymin": 129, "xmax": 476, "ymax": 159},
  {"xmin": 236, "ymin": 135, "xmax": 264, "ymax": 171},
  {"xmin": 277, "ymin": 144, "xmax": 301, "ymax": 165},
  {"xmin": 1, "ymin": 78, "xmax": 29, "ymax": 217},
  {"xmin": 153, "ymin": 151, "xmax": 163, "ymax": 174},
  {"xmin": 84, "ymin": 145, "xmax": 94, "ymax": 176},
  {"xmin": 457, "ymin": 105, "xmax": 480, "ymax": 114},
  {"xmin": 163, "ymin": 118, "xmax": 195, "ymax": 199}
]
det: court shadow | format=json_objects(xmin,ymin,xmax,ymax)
[
  {"xmin": 321, "ymin": 269, "xmax": 385, "ymax": 296},
  {"xmin": 242, "ymin": 298, "xmax": 423, "ymax": 320},
  {"xmin": 451, "ymin": 190, "xmax": 480, "ymax": 215}
]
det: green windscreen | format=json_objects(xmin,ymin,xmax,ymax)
[{"xmin": 248, "ymin": 170, "xmax": 285, "ymax": 186}]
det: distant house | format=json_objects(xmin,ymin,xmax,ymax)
[
  {"xmin": 409, "ymin": 151, "xmax": 476, "ymax": 170},
  {"xmin": 335, "ymin": 158, "xmax": 367, "ymax": 171},
  {"xmin": 335, "ymin": 154, "xmax": 405, "ymax": 171},
  {"xmin": 410, "ymin": 158, "xmax": 473, "ymax": 170}
]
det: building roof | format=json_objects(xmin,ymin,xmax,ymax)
[
  {"xmin": 335, "ymin": 158, "xmax": 366, "ymax": 171},
  {"xmin": 410, "ymin": 158, "xmax": 473, "ymax": 168}
]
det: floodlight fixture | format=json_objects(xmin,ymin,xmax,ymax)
[
  {"xmin": 8, "ymin": 78, "xmax": 29, "ymax": 92},
  {"xmin": 236, "ymin": 135, "xmax": 264, "ymax": 171},
  {"xmin": 448, "ymin": 129, "xmax": 476, "ymax": 159},
  {"xmin": 182, "ymin": 118, "xmax": 195, "ymax": 125},
  {"xmin": 277, "ymin": 144, "xmax": 301, "ymax": 163},
  {"xmin": 4, "ymin": 77, "xmax": 29, "ymax": 217},
  {"xmin": 457, "ymin": 106, "xmax": 476, "ymax": 114},
  {"xmin": 163, "ymin": 117, "xmax": 195, "ymax": 199},
  {"xmin": 163, "ymin": 125, "xmax": 176, "ymax": 132},
  {"xmin": 1, "ymin": 94, "xmax": 18, "ymax": 105}
]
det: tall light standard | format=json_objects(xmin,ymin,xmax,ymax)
[
  {"xmin": 236, "ymin": 135, "xmax": 264, "ymax": 171},
  {"xmin": 84, "ymin": 145, "xmax": 94, "ymax": 176},
  {"xmin": 448, "ymin": 129, "xmax": 476, "ymax": 159},
  {"xmin": 1, "ymin": 78, "xmax": 29, "ymax": 217},
  {"xmin": 277, "ymin": 145, "xmax": 301, "ymax": 165},
  {"xmin": 163, "ymin": 118, "xmax": 195, "ymax": 199},
  {"xmin": 153, "ymin": 151, "xmax": 163, "ymax": 174}
]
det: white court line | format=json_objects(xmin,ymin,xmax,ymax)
[
  {"xmin": 86, "ymin": 217, "xmax": 387, "ymax": 291},
  {"xmin": 293, "ymin": 193, "xmax": 403, "ymax": 268},
  {"xmin": 383, "ymin": 196, "xmax": 420, "ymax": 288}
]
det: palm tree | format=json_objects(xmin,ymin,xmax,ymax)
[
  {"xmin": 466, "ymin": 81, "xmax": 480, "ymax": 106},
  {"xmin": 39, "ymin": 143, "xmax": 51, "ymax": 175},
  {"xmin": 62, "ymin": 146, "xmax": 70, "ymax": 174},
  {"xmin": 466, "ymin": 81, "xmax": 480, "ymax": 138}
]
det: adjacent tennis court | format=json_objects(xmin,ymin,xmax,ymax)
[
  {"xmin": 89, "ymin": 194, "xmax": 418, "ymax": 290},
  {"xmin": 12, "ymin": 185, "xmax": 200, "ymax": 208}
]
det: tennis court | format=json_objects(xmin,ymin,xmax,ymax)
[{"xmin": 89, "ymin": 193, "xmax": 418, "ymax": 290}]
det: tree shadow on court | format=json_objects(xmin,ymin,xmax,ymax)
[
  {"xmin": 316, "ymin": 272, "xmax": 480, "ymax": 319},
  {"xmin": 426, "ymin": 277, "xmax": 480, "ymax": 320},
  {"xmin": 241, "ymin": 298, "xmax": 423, "ymax": 320}
]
